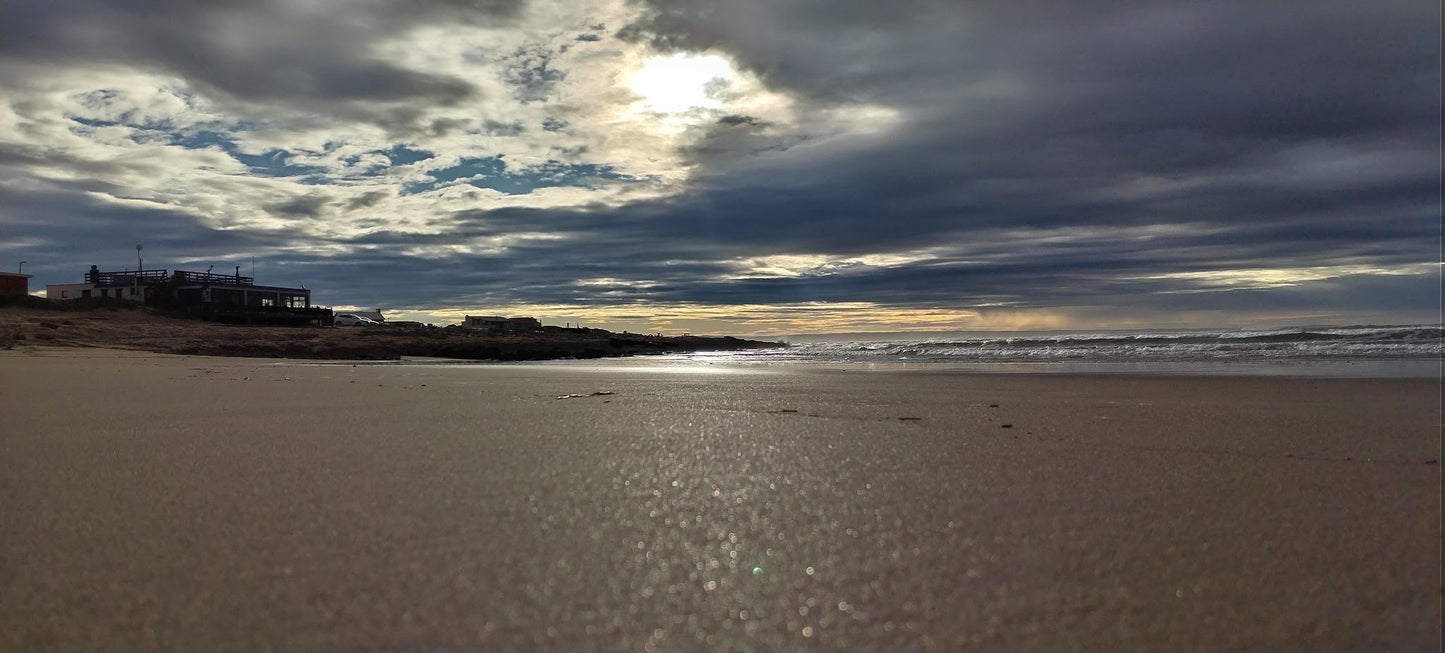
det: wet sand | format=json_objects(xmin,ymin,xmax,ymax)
[{"xmin": 1, "ymin": 348, "xmax": 1439, "ymax": 651}]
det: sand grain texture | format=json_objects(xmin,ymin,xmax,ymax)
[{"xmin": 1, "ymin": 349, "xmax": 1439, "ymax": 651}]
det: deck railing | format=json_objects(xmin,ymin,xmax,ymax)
[
  {"xmin": 172, "ymin": 270, "xmax": 255, "ymax": 286},
  {"xmin": 88, "ymin": 269, "xmax": 171, "ymax": 285},
  {"xmin": 88, "ymin": 269, "xmax": 257, "ymax": 287}
]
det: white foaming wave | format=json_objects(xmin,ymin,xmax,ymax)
[{"xmin": 779, "ymin": 325, "xmax": 1443, "ymax": 363}]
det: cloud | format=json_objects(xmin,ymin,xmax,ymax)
[{"xmin": 0, "ymin": 0, "xmax": 1438, "ymax": 333}]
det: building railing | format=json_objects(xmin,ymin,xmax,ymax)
[
  {"xmin": 87, "ymin": 269, "xmax": 258, "ymax": 287},
  {"xmin": 87, "ymin": 269, "xmax": 171, "ymax": 285},
  {"xmin": 172, "ymin": 270, "xmax": 255, "ymax": 286}
]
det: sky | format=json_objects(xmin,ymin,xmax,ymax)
[{"xmin": 0, "ymin": 1, "xmax": 1439, "ymax": 336}]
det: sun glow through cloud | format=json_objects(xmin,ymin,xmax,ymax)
[{"xmin": 627, "ymin": 53, "xmax": 733, "ymax": 114}]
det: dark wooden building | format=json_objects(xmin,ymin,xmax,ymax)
[
  {"xmin": 0, "ymin": 271, "xmax": 31, "ymax": 297},
  {"xmin": 48, "ymin": 265, "xmax": 331, "ymax": 325}
]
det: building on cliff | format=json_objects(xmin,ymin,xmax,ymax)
[
  {"xmin": 463, "ymin": 315, "xmax": 543, "ymax": 332},
  {"xmin": 46, "ymin": 264, "xmax": 330, "ymax": 325}
]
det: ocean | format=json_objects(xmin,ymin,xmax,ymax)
[{"xmin": 659, "ymin": 324, "xmax": 1443, "ymax": 378}]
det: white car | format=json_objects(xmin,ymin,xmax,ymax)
[{"xmin": 334, "ymin": 313, "xmax": 378, "ymax": 326}]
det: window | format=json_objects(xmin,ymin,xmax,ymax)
[
  {"xmin": 61, "ymin": 290, "xmax": 69, "ymax": 298},
  {"xmin": 81, "ymin": 289, "xmax": 91, "ymax": 298}
]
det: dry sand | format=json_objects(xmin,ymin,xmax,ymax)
[{"xmin": 1, "ymin": 348, "xmax": 1439, "ymax": 651}]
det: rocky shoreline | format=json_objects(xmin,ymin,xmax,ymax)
[{"xmin": 0, "ymin": 303, "xmax": 779, "ymax": 361}]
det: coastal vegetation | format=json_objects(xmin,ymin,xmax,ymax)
[{"xmin": 0, "ymin": 298, "xmax": 776, "ymax": 360}]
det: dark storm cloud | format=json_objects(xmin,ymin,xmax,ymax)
[
  {"xmin": 267, "ymin": 194, "xmax": 330, "ymax": 218},
  {"xmin": 715, "ymin": 115, "xmax": 763, "ymax": 127},
  {"xmin": 0, "ymin": 186, "xmax": 274, "ymax": 283},
  {"xmin": 301, "ymin": 181, "xmax": 1428, "ymax": 315},
  {"xmin": 619, "ymin": 0, "xmax": 1437, "ymax": 175},
  {"xmin": 0, "ymin": 0, "xmax": 523, "ymax": 123},
  {"xmin": 622, "ymin": 2, "xmax": 1434, "ymax": 131},
  {"xmin": 483, "ymin": 120, "xmax": 527, "ymax": 137},
  {"xmin": 502, "ymin": 42, "xmax": 567, "ymax": 103},
  {"xmin": 586, "ymin": 0, "xmax": 1441, "ymax": 322},
  {"xmin": 344, "ymin": 191, "xmax": 392, "ymax": 211}
]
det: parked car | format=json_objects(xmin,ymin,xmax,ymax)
[{"xmin": 334, "ymin": 313, "xmax": 379, "ymax": 326}]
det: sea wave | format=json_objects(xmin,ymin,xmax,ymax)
[{"xmin": 779, "ymin": 325, "xmax": 1443, "ymax": 363}]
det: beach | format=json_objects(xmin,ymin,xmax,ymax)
[{"xmin": 1, "ymin": 348, "xmax": 1439, "ymax": 651}]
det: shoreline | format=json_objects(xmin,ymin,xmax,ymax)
[
  {"xmin": 12, "ymin": 343, "xmax": 1441, "ymax": 375},
  {"xmin": 551, "ymin": 352, "xmax": 1444, "ymax": 379},
  {"xmin": 4, "ymin": 306, "xmax": 1435, "ymax": 377},
  {"xmin": 8, "ymin": 343, "xmax": 1440, "ymax": 380},
  {"xmin": 316, "ymin": 351, "xmax": 1442, "ymax": 380}
]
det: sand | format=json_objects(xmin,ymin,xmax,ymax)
[{"xmin": 1, "ymin": 348, "xmax": 1439, "ymax": 651}]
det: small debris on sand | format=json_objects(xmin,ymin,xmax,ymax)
[{"xmin": 558, "ymin": 392, "xmax": 615, "ymax": 399}]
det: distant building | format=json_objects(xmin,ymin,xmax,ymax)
[
  {"xmin": 169, "ymin": 268, "xmax": 313, "ymax": 311},
  {"xmin": 46, "ymin": 264, "xmax": 328, "ymax": 325},
  {"xmin": 463, "ymin": 315, "xmax": 507, "ymax": 330},
  {"xmin": 0, "ymin": 271, "xmax": 33, "ymax": 297},
  {"xmin": 45, "ymin": 265, "xmax": 156, "ymax": 302},
  {"xmin": 507, "ymin": 316, "xmax": 543, "ymax": 331},
  {"xmin": 463, "ymin": 315, "xmax": 542, "ymax": 332}
]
